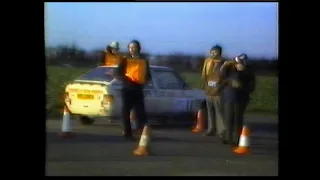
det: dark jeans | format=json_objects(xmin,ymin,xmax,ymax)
[
  {"xmin": 223, "ymin": 102, "xmax": 246, "ymax": 144},
  {"xmin": 121, "ymin": 88, "xmax": 147, "ymax": 136},
  {"xmin": 206, "ymin": 96, "xmax": 226, "ymax": 136}
]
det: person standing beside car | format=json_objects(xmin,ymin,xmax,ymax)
[
  {"xmin": 218, "ymin": 54, "xmax": 255, "ymax": 146},
  {"xmin": 230, "ymin": 54, "xmax": 255, "ymax": 114},
  {"xmin": 115, "ymin": 40, "xmax": 151, "ymax": 140},
  {"xmin": 99, "ymin": 41, "xmax": 121, "ymax": 66},
  {"xmin": 201, "ymin": 45, "xmax": 227, "ymax": 143}
]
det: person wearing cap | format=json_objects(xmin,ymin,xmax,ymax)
[
  {"xmin": 201, "ymin": 45, "xmax": 227, "ymax": 143},
  {"xmin": 115, "ymin": 40, "xmax": 151, "ymax": 140},
  {"xmin": 218, "ymin": 53, "xmax": 256, "ymax": 146},
  {"xmin": 99, "ymin": 41, "xmax": 120, "ymax": 66},
  {"xmin": 234, "ymin": 54, "xmax": 255, "ymax": 113},
  {"xmin": 220, "ymin": 54, "xmax": 255, "ymax": 114}
]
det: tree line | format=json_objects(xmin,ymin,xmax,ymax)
[{"xmin": 46, "ymin": 44, "xmax": 278, "ymax": 76}]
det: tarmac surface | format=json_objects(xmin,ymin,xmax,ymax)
[{"xmin": 46, "ymin": 115, "xmax": 278, "ymax": 176}]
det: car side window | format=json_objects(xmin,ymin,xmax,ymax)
[{"xmin": 152, "ymin": 70, "xmax": 185, "ymax": 90}]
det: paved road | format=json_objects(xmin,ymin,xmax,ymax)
[{"xmin": 46, "ymin": 115, "xmax": 278, "ymax": 176}]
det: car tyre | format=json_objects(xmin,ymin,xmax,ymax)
[{"xmin": 78, "ymin": 116, "xmax": 95, "ymax": 125}]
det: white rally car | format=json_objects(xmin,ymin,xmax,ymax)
[{"xmin": 64, "ymin": 65, "xmax": 206, "ymax": 125}]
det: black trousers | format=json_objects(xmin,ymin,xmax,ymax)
[
  {"xmin": 121, "ymin": 88, "xmax": 147, "ymax": 136},
  {"xmin": 223, "ymin": 102, "xmax": 246, "ymax": 144}
]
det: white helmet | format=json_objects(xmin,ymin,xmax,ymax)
[{"xmin": 108, "ymin": 41, "xmax": 119, "ymax": 49}]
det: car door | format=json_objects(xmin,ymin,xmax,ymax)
[
  {"xmin": 151, "ymin": 69, "xmax": 192, "ymax": 115},
  {"xmin": 143, "ymin": 77, "xmax": 158, "ymax": 115}
]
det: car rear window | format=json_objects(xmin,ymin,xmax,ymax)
[{"xmin": 77, "ymin": 67, "xmax": 116, "ymax": 82}]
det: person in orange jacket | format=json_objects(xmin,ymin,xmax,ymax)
[
  {"xmin": 115, "ymin": 40, "xmax": 151, "ymax": 140},
  {"xmin": 99, "ymin": 41, "xmax": 121, "ymax": 66}
]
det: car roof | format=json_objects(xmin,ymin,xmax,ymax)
[{"xmin": 99, "ymin": 65, "xmax": 173, "ymax": 70}]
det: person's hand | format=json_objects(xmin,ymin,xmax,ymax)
[
  {"xmin": 235, "ymin": 63, "xmax": 245, "ymax": 71},
  {"xmin": 123, "ymin": 75, "xmax": 133, "ymax": 82},
  {"xmin": 231, "ymin": 80, "xmax": 241, "ymax": 88},
  {"xmin": 201, "ymin": 82, "xmax": 206, "ymax": 90}
]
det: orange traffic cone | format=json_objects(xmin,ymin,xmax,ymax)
[
  {"xmin": 58, "ymin": 106, "xmax": 75, "ymax": 138},
  {"xmin": 133, "ymin": 126, "xmax": 151, "ymax": 156},
  {"xmin": 233, "ymin": 126, "xmax": 250, "ymax": 155},
  {"xmin": 192, "ymin": 109, "xmax": 205, "ymax": 133}
]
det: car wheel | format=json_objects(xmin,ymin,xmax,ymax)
[{"xmin": 78, "ymin": 116, "xmax": 95, "ymax": 125}]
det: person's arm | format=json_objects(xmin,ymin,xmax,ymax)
[
  {"xmin": 215, "ymin": 66, "xmax": 231, "ymax": 94},
  {"xmin": 145, "ymin": 59, "xmax": 151, "ymax": 83},
  {"xmin": 247, "ymin": 67, "xmax": 256, "ymax": 93},
  {"xmin": 201, "ymin": 59, "xmax": 208, "ymax": 80},
  {"xmin": 215, "ymin": 64, "xmax": 242, "ymax": 95},
  {"xmin": 115, "ymin": 57, "xmax": 128, "ymax": 81},
  {"xmin": 220, "ymin": 61, "xmax": 235, "ymax": 76},
  {"xmin": 200, "ymin": 59, "xmax": 208, "ymax": 89}
]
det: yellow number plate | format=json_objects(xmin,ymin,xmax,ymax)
[{"xmin": 77, "ymin": 94, "xmax": 94, "ymax": 100}]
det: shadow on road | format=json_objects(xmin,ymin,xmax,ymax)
[
  {"xmin": 89, "ymin": 116, "xmax": 278, "ymax": 134},
  {"xmin": 151, "ymin": 121, "xmax": 278, "ymax": 134},
  {"xmin": 250, "ymin": 145, "xmax": 278, "ymax": 157},
  {"xmin": 248, "ymin": 122, "xmax": 278, "ymax": 133},
  {"xmin": 46, "ymin": 132, "xmax": 137, "ymax": 144},
  {"xmin": 46, "ymin": 131, "xmax": 218, "ymax": 145},
  {"xmin": 47, "ymin": 119, "xmax": 278, "ymax": 157},
  {"xmin": 152, "ymin": 135, "xmax": 221, "ymax": 144}
]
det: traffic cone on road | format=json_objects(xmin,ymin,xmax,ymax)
[
  {"xmin": 58, "ymin": 106, "xmax": 75, "ymax": 138},
  {"xmin": 192, "ymin": 109, "xmax": 205, "ymax": 133},
  {"xmin": 233, "ymin": 126, "xmax": 251, "ymax": 155},
  {"xmin": 133, "ymin": 125, "xmax": 151, "ymax": 156}
]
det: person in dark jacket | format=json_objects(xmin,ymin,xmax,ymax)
[
  {"xmin": 99, "ymin": 41, "xmax": 120, "ymax": 66},
  {"xmin": 115, "ymin": 40, "xmax": 151, "ymax": 140},
  {"xmin": 218, "ymin": 54, "xmax": 255, "ymax": 146},
  {"xmin": 234, "ymin": 54, "xmax": 255, "ymax": 113}
]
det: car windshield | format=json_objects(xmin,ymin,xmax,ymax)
[{"xmin": 77, "ymin": 67, "xmax": 116, "ymax": 82}]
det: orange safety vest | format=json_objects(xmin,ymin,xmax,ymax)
[
  {"xmin": 125, "ymin": 58, "xmax": 147, "ymax": 84},
  {"xmin": 104, "ymin": 51, "xmax": 122, "ymax": 66}
]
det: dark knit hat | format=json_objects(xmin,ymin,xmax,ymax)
[{"xmin": 210, "ymin": 44, "xmax": 222, "ymax": 53}]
